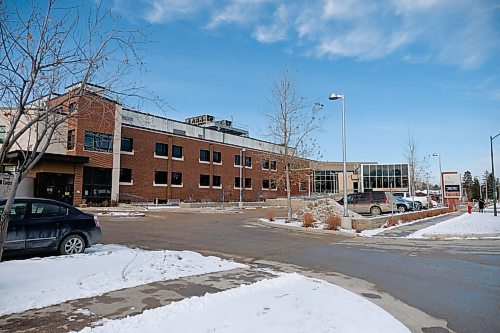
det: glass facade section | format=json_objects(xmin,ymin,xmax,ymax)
[
  {"xmin": 361, "ymin": 164, "xmax": 410, "ymax": 191},
  {"xmin": 313, "ymin": 170, "xmax": 339, "ymax": 193}
]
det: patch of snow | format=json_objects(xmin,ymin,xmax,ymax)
[
  {"xmin": 77, "ymin": 273, "xmax": 410, "ymax": 333},
  {"xmin": 407, "ymin": 212, "xmax": 500, "ymax": 239},
  {"xmin": 0, "ymin": 244, "xmax": 245, "ymax": 316}
]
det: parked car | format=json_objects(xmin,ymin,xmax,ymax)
[
  {"xmin": 1, "ymin": 197, "xmax": 101, "ymax": 256},
  {"xmin": 338, "ymin": 191, "xmax": 396, "ymax": 216},
  {"xmin": 393, "ymin": 192, "xmax": 427, "ymax": 209},
  {"xmin": 394, "ymin": 196, "xmax": 415, "ymax": 213}
]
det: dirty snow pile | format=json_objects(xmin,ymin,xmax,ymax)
[
  {"xmin": 78, "ymin": 273, "xmax": 410, "ymax": 333},
  {"xmin": 0, "ymin": 244, "xmax": 245, "ymax": 315},
  {"xmin": 295, "ymin": 198, "xmax": 362, "ymax": 222}
]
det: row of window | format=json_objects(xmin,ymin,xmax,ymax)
[
  {"xmin": 68, "ymin": 133, "xmax": 279, "ymax": 172},
  {"xmin": 119, "ymin": 168, "xmax": 278, "ymax": 190}
]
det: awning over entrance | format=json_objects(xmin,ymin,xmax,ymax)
[{"xmin": 5, "ymin": 151, "xmax": 89, "ymax": 164}]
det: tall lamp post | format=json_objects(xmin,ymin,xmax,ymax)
[
  {"xmin": 329, "ymin": 93, "xmax": 348, "ymax": 219},
  {"xmin": 239, "ymin": 148, "xmax": 246, "ymax": 208},
  {"xmin": 432, "ymin": 153, "xmax": 444, "ymax": 207},
  {"xmin": 490, "ymin": 133, "xmax": 500, "ymax": 216}
]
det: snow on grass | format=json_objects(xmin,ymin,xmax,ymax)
[
  {"xmin": 0, "ymin": 244, "xmax": 245, "ymax": 316},
  {"xmin": 78, "ymin": 273, "xmax": 410, "ymax": 333},
  {"xmin": 259, "ymin": 218, "xmax": 304, "ymax": 228},
  {"xmin": 407, "ymin": 212, "xmax": 500, "ymax": 238}
]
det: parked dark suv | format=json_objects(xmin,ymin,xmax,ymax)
[
  {"xmin": 1, "ymin": 198, "xmax": 101, "ymax": 256},
  {"xmin": 338, "ymin": 191, "xmax": 396, "ymax": 216}
]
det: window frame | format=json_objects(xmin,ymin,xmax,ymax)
[
  {"xmin": 213, "ymin": 151, "xmax": 222, "ymax": 164},
  {"xmin": 119, "ymin": 168, "xmax": 132, "ymax": 184},
  {"xmin": 155, "ymin": 142, "xmax": 168, "ymax": 158},
  {"xmin": 67, "ymin": 129, "xmax": 75, "ymax": 150},
  {"xmin": 172, "ymin": 145, "xmax": 183, "ymax": 159},
  {"xmin": 244, "ymin": 156, "xmax": 252, "ymax": 168},
  {"xmin": 154, "ymin": 171, "xmax": 168, "ymax": 186},
  {"xmin": 199, "ymin": 149, "xmax": 210, "ymax": 163},
  {"xmin": 171, "ymin": 172, "xmax": 183, "ymax": 186},
  {"xmin": 121, "ymin": 137, "xmax": 134, "ymax": 153},
  {"xmin": 199, "ymin": 174, "xmax": 210, "ymax": 187},
  {"xmin": 212, "ymin": 175, "xmax": 222, "ymax": 188}
]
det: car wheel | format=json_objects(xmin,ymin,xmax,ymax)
[
  {"xmin": 415, "ymin": 202, "xmax": 422, "ymax": 210},
  {"xmin": 370, "ymin": 206, "xmax": 382, "ymax": 216},
  {"xmin": 60, "ymin": 234, "xmax": 85, "ymax": 255},
  {"xmin": 397, "ymin": 205, "xmax": 407, "ymax": 213}
]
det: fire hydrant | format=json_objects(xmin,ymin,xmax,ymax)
[{"xmin": 467, "ymin": 203, "xmax": 472, "ymax": 214}]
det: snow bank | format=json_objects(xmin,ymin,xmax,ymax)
[
  {"xmin": 78, "ymin": 273, "xmax": 410, "ymax": 333},
  {"xmin": 295, "ymin": 198, "xmax": 362, "ymax": 222},
  {"xmin": 0, "ymin": 244, "xmax": 245, "ymax": 315},
  {"xmin": 407, "ymin": 213, "xmax": 500, "ymax": 238}
]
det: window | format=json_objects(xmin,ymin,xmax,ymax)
[
  {"xmin": 213, "ymin": 151, "xmax": 222, "ymax": 164},
  {"xmin": 121, "ymin": 137, "xmax": 133, "ymax": 152},
  {"xmin": 262, "ymin": 179, "xmax": 270, "ymax": 190},
  {"xmin": 31, "ymin": 202, "xmax": 67, "ymax": 218},
  {"xmin": 172, "ymin": 145, "xmax": 183, "ymax": 158},
  {"xmin": 270, "ymin": 161, "xmax": 277, "ymax": 171},
  {"xmin": 245, "ymin": 178, "xmax": 252, "ymax": 189},
  {"xmin": 171, "ymin": 172, "xmax": 183, "ymax": 186},
  {"xmin": 154, "ymin": 171, "xmax": 168, "ymax": 184},
  {"xmin": 84, "ymin": 131, "xmax": 113, "ymax": 152},
  {"xmin": 155, "ymin": 143, "xmax": 168, "ymax": 157},
  {"xmin": 245, "ymin": 156, "xmax": 252, "ymax": 167},
  {"xmin": 235, "ymin": 177, "xmax": 241, "ymax": 188},
  {"xmin": 213, "ymin": 175, "xmax": 221, "ymax": 187},
  {"xmin": 67, "ymin": 129, "xmax": 75, "ymax": 150},
  {"xmin": 200, "ymin": 149, "xmax": 210, "ymax": 162},
  {"xmin": 234, "ymin": 154, "xmax": 241, "ymax": 166},
  {"xmin": 299, "ymin": 182, "xmax": 306, "ymax": 191},
  {"xmin": 69, "ymin": 103, "xmax": 77, "ymax": 113},
  {"xmin": 200, "ymin": 174, "xmax": 210, "ymax": 187},
  {"xmin": 262, "ymin": 160, "xmax": 269, "ymax": 170},
  {"xmin": 120, "ymin": 168, "xmax": 132, "ymax": 183},
  {"xmin": 0, "ymin": 125, "xmax": 5, "ymax": 144},
  {"xmin": 271, "ymin": 180, "xmax": 277, "ymax": 190},
  {"xmin": 5, "ymin": 202, "xmax": 28, "ymax": 221}
]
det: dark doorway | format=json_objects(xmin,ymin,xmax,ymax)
[
  {"xmin": 35, "ymin": 172, "xmax": 74, "ymax": 204},
  {"xmin": 83, "ymin": 166, "xmax": 112, "ymax": 204}
]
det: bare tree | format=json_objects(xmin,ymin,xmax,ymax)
[
  {"xmin": 265, "ymin": 70, "xmax": 324, "ymax": 221},
  {"xmin": 405, "ymin": 133, "xmax": 430, "ymax": 195},
  {"xmin": 0, "ymin": 0, "xmax": 150, "ymax": 259}
]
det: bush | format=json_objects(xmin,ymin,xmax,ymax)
[
  {"xmin": 302, "ymin": 212, "xmax": 315, "ymax": 228},
  {"xmin": 354, "ymin": 225, "xmax": 365, "ymax": 233},
  {"xmin": 385, "ymin": 216, "xmax": 399, "ymax": 227},
  {"xmin": 266, "ymin": 210, "xmax": 276, "ymax": 221},
  {"xmin": 325, "ymin": 215, "xmax": 341, "ymax": 230}
]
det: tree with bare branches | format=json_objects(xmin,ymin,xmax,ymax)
[
  {"xmin": 265, "ymin": 70, "xmax": 324, "ymax": 221},
  {"xmin": 405, "ymin": 132, "xmax": 430, "ymax": 196},
  {"xmin": 0, "ymin": 0, "xmax": 150, "ymax": 259}
]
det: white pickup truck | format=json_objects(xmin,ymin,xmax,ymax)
[{"xmin": 393, "ymin": 192, "xmax": 428, "ymax": 209}]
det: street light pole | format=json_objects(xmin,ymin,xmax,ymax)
[
  {"xmin": 329, "ymin": 93, "xmax": 348, "ymax": 218},
  {"xmin": 490, "ymin": 133, "xmax": 500, "ymax": 216},
  {"xmin": 239, "ymin": 148, "xmax": 246, "ymax": 208},
  {"xmin": 432, "ymin": 153, "xmax": 444, "ymax": 207}
]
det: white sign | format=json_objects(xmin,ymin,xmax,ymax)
[{"xmin": 442, "ymin": 172, "xmax": 461, "ymax": 199}]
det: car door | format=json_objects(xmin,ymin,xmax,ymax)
[
  {"xmin": 3, "ymin": 200, "xmax": 28, "ymax": 251},
  {"xmin": 25, "ymin": 200, "xmax": 66, "ymax": 249},
  {"xmin": 355, "ymin": 193, "xmax": 371, "ymax": 214}
]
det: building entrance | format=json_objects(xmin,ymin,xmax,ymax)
[{"xmin": 34, "ymin": 172, "xmax": 74, "ymax": 204}]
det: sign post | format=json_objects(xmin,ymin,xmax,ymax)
[{"xmin": 442, "ymin": 171, "xmax": 461, "ymax": 210}]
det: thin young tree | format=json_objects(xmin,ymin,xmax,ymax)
[
  {"xmin": 0, "ymin": 0, "xmax": 150, "ymax": 259},
  {"xmin": 405, "ymin": 133, "xmax": 430, "ymax": 195},
  {"xmin": 265, "ymin": 70, "xmax": 324, "ymax": 221}
]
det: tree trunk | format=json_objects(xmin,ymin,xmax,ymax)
[
  {"xmin": 0, "ymin": 171, "xmax": 21, "ymax": 260},
  {"xmin": 285, "ymin": 164, "xmax": 292, "ymax": 222}
]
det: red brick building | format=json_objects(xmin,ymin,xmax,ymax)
[{"xmin": 1, "ymin": 84, "xmax": 310, "ymax": 205}]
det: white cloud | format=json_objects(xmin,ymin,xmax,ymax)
[{"xmin": 116, "ymin": 0, "xmax": 499, "ymax": 69}]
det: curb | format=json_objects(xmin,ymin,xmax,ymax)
[
  {"xmin": 256, "ymin": 219, "xmax": 357, "ymax": 238},
  {"xmin": 422, "ymin": 233, "xmax": 500, "ymax": 240}
]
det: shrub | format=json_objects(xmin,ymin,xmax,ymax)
[
  {"xmin": 386, "ymin": 216, "xmax": 399, "ymax": 227},
  {"xmin": 325, "ymin": 215, "xmax": 341, "ymax": 230},
  {"xmin": 302, "ymin": 212, "xmax": 315, "ymax": 228},
  {"xmin": 266, "ymin": 210, "xmax": 276, "ymax": 221},
  {"xmin": 354, "ymin": 225, "xmax": 365, "ymax": 233}
]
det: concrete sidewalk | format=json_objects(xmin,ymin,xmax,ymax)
[{"xmin": 0, "ymin": 267, "xmax": 277, "ymax": 333}]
